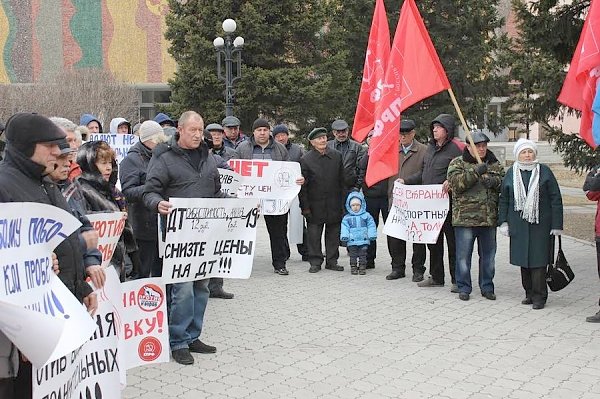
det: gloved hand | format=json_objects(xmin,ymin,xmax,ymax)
[
  {"xmin": 480, "ymin": 176, "xmax": 496, "ymax": 189},
  {"xmin": 499, "ymin": 223, "xmax": 509, "ymax": 237},
  {"xmin": 550, "ymin": 229, "xmax": 563, "ymax": 236},
  {"xmin": 351, "ymin": 187, "xmax": 360, "ymax": 192},
  {"xmin": 474, "ymin": 162, "xmax": 488, "ymax": 176},
  {"xmin": 341, "ymin": 236, "xmax": 349, "ymax": 242}
]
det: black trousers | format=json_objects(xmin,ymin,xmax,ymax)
[
  {"xmin": 0, "ymin": 378, "xmax": 15, "ymax": 399},
  {"xmin": 521, "ymin": 266, "xmax": 548, "ymax": 305},
  {"xmin": 387, "ymin": 235, "xmax": 426, "ymax": 274},
  {"xmin": 365, "ymin": 196, "xmax": 389, "ymax": 264},
  {"xmin": 264, "ymin": 214, "xmax": 290, "ymax": 269},
  {"xmin": 137, "ymin": 239, "xmax": 162, "ymax": 278},
  {"xmin": 427, "ymin": 215, "xmax": 456, "ymax": 284},
  {"xmin": 306, "ymin": 221, "xmax": 341, "ymax": 267},
  {"xmin": 348, "ymin": 245, "xmax": 368, "ymax": 266}
]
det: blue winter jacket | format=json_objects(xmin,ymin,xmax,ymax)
[{"xmin": 340, "ymin": 191, "xmax": 377, "ymax": 246}]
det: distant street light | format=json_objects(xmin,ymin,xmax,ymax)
[{"xmin": 214, "ymin": 18, "xmax": 244, "ymax": 117}]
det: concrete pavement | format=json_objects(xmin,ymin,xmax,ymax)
[{"xmin": 123, "ymin": 218, "xmax": 600, "ymax": 399}]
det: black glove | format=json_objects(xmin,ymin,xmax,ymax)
[
  {"xmin": 481, "ymin": 175, "xmax": 496, "ymax": 189},
  {"xmin": 474, "ymin": 163, "xmax": 488, "ymax": 176}
]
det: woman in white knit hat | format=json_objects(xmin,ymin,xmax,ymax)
[{"xmin": 498, "ymin": 138, "xmax": 563, "ymax": 310}]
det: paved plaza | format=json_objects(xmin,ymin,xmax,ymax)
[{"xmin": 123, "ymin": 206, "xmax": 600, "ymax": 399}]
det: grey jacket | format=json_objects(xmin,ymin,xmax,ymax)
[{"xmin": 236, "ymin": 136, "xmax": 289, "ymax": 161}]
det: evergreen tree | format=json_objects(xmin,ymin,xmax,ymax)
[
  {"xmin": 509, "ymin": 0, "xmax": 600, "ymax": 171},
  {"xmin": 165, "ymin": 0, "xmax": 353, "ymax": 134}
]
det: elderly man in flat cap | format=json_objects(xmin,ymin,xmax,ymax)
[
  {"xmin": 385, "ymin": 119, "xmax": 428, "ymax": 282},
  {"xmin": 326, "ymin": 119, "xmax": 366, "ymax": 196},
  {"xmin": 221, "ymin": 115, "xmax": 247, "ymax": 149},
  {"xmin": 299, "ymin": 127, "xmax": 346, "ymax": 273}
]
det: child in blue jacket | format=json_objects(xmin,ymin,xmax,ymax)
[{"xmin": 341, "ymin": 191, "xmax": 378, "ymax": 275}]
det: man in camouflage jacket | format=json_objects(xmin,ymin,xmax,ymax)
[{"xmin": 447, "ymin": 132, "xmax": 505, "ymax": 301}]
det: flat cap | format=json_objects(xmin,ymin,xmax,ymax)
[
  {"xmin": 400, "ymin": 119, "xmax": 416, "ymax": 133},
  {"xmin": 331, "ymin": 119, "xmax": 349, "ymax": 131},
  {"xmin": 470, "ymin": 131, "xmax": 490, "ymax": 144},
  {"xmin": 222, "ymin": 116, "xmax": 241, "ymax": 127},
  {"xmin": 206, "ymin": 123, "xmax": 225, "ymax": 132},
  {"xmin": 307, "ymin": 127, "xmax": 328, "ymax": 141}
]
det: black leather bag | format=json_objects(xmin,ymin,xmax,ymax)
[{"xmin": 546, "ymin": 236, "xmax": 575, "ymax": 292}]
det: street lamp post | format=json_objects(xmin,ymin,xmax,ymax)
[{"xmin": 213, "ymin": 19, "xmax": 244, "ymax": 117}]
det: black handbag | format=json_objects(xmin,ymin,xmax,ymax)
[{"xmin": 546, "ymin": 236, "xmax": 575, "ymax": 291}]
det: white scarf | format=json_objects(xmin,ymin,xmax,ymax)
[{"xmin": 513, "ymin": 160, "xmax": 540, "ymax": 224}]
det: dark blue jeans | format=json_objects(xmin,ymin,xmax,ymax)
[
  {"xmin": 348, "ymin": 244, "xmax": 369, "ymax": 267},
  {"xmin": 168, "ymin": 280, "xmax": 210, "ymax": 351},
  {"xmin": 455, "ymin": 226, "xmax": 496, "ymax": 295}
]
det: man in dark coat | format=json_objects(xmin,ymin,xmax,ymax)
[
  {"xmin": 385, "ymin": 119, "xmax": 428, "ymax": 282},
  {"xmin": 401, "ymin": 114, "xmax": 464, "ymax": 290},
  {"xmin": 299, "ymin": 128, "xmax": 346, "ymax": 273},
  {"xmin": 143, "ymin": 111, "xmax": 226, "ymax": 365},
  {"xmin": 0, "ymin": 113, "xmax": 97, "ymax": 397},
  {"xmin": 222, "ymin": 115, "xmax": 247, "ymax": 149},
  {"xmin": 326, "ymin": 119, "xmax": 365, "ymax": 194},
  {"xmin": 237, "ymin": 119, "xmax": 304, "ymax": 275},
  {"xmin": 120, "ymin": 120, "xmax": 168, "ymax": 278},
  {"xmin": 273, "ymin": 124, "xmax": 308, "ymax": 260}
]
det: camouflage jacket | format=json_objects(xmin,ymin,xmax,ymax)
[{"xmin": 447, "ymin": 149, "xmax": 505, "ymax": 227}]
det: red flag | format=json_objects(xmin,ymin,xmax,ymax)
[
  {"xmin": 351, "ymin": 0, "xmax": 391, "ymax": 143},
  {"xmin": 558, "ymin": 0, "xmax": 600, "ymax": 148},
  {"xmin": 365, "ymin": 0, "xmax": 450, "ymax": 186}
]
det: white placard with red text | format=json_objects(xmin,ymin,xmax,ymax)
[
  {"xmin": 226, "ymin": 159, "xmax": 301, "ymax": 215},
  {"xmin": 86, "ymin": 212, "xmax": 126, "ymax": 268},
  {"xmin": 0, "ymin": 202, "xmax": 97, "ymax": 367},
  {"xmin": 161, "ymin": 197, "xmax": 259, "ymax": 283},
  {"xmin": 383, "ymin": 183, "xmax": 449, "ymax": 244},
  {"xmin": 120, "ymin": 278, "xmax": 169, "ymax": 369}
]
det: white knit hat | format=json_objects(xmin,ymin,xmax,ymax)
[
  {"xmin": 139, "ymin": 120, "xmax": 164, "ymax": 142},
  {"xmin": 513, "ymin": 138, "xmax": 537, "ymax": 158}
]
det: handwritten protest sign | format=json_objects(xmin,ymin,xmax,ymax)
[
  {"xmin": 384, "ymin": 183, "xmax": 449, "ymax": 244},
  {"xmin": 86, "ymin": 212, "xmax": 126, "ymax": 268},
  {"xmin": 121, "ymin": 278, "xmax": 169, "ymax": 370},
  {"xmin": 33, "ymin": 268, "xmax": 124, "ymax": 399},
  {"xmin": 0, "ymin": 203, "xmax": 97, "ymax": 367},
  {"xmin": 161, "ymin": 198, "xmax": 260, "ymax": 283},
  {"xmin": 218, "ymin": 168, "xmax": 242, "ymax": 197},
  {"xmin": 224, "ymin": 160, "xmax": 301, "ymax": 215},
  {"xmin": 88, "ymin": 133, "xmax": 139, "ymax": 164}
]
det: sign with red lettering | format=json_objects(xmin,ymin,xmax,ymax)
[
  {"xmin": 161, "ymin": 198, "xmax": 260, "ymax": 283},
  {"xmin": 383, "ymin": 183, "xmax": 449, "ymax": 243},
  {"xmin": 226, "ymin": 160, "xmax": 302, "ymax": 215},
  {"xmin": 120, "ymin": 278, "xmax": 169, "ymax": 369},
  {"xmin": 33, "ymin": 267, "xmax": 123, "ymax": 399},
  {"xmin": 86, "ymin": 212, "xmax": 127, "ymax": 268},
  {"xmin": 0, "ymin": 202, "xmax": 97, "ymax": 368}
]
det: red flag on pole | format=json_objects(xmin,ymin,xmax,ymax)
[
  {"xmin": 558, "ymin": 0, "xmax": 600, "ymax": 148},
  {"xmin": 351, "ymin": 0, "xmax": 391, "ymax": 143},
  {"xmin": 365, "ymin": 0, "xmax": 450, "ymax": 186}
]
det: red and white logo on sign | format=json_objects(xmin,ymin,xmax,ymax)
[
  {"xmin": 138, "ymin": 336, "xmax": 162, "ymax": 362},
  {"xmin": 137, "ymin": 284, "xmax": 164, "ymax": 312}
]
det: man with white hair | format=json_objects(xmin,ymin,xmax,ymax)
[{"xmin": 120, "ymin": 120, "xmax": 168, "ymax": 278}]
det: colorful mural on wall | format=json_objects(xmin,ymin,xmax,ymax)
[{"xmin": 0, "ymin": 0, "xmax": 177, "ymax": 84}]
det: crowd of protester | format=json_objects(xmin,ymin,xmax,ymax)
[{"xmin": 0, "ymin": 108, "xmax": 597, "ymax": 397}]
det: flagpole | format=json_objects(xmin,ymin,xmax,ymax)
[{"xmin": 447, "ymin": 88, "xmax": 482, "ymax": 164}]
